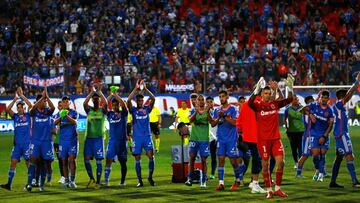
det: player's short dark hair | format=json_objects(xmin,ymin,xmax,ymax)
[
  {"xmin": 190, "ymin": 93, "xmax": 198, "ymax": 99},
  {"xmin": 206, "ymin": 96, "xmax": 213, "ymax": 101},
  {"xmin": 262, "ymin": 86, "xmax": 271, "ymax": 92},
  {"xmin": 58, "ymin": 101, "xmax": 62, "ymax": 104},
  {"xmin": 336, "ymin": 89, "xmax": 347, "ymax": 99},
  {"xmin": 321, "ymin": 90, "xmax": 330, "ymax": 97},
  {"xmin": 36, "ymin": 94, "xmax": 43, "ymax": 101},
  {"xmin": 16, "ymin": 101, "xmax": 25, "ymax": 107},
  {"xmin": 304, "ymin": 96, "xmax": 314, "ymax": 104},
  {"xmin": 238, "ymin": 96, "xmax": 245, "ymax": 101},
  {"xmin": 136, "ymin": 94, "xmax": 144, "ymax": 99},
  {"xmin": 177, "ymin": 122, "xmax": 186, "ymax": 130},
  {"xmin": 61, "ymin": 96, "xmax": 70, "ymax": 101},
  {"xmin": 219, "ymin": 90, "xmax": 228, "ymax": 95}
]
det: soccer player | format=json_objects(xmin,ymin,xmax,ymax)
[
  {"xmin": 306, "ymin": 90, "xmax": 334, "ymax": 182},
  {"xmin": 174, "ymin": 100, "xmax": 191, "ymax": 145},
  {"xmin": 1, "ymin": 87, "xmax": 32, "ymax": 190},
  {"xmin": 83, "ymin": 84, "xmax": 107, "ymax": 188},
  {"xmin": 236, "ymin": 95, "xmax": 267, "ymax": 194},
  {"xmin": 248, "ymin": 77, "xmax": 294, "ymax": 198},
  {"xmin": 284, "ymin": 95, "xmax": 304, "ymax": 168},
  {"xmin": 104, "ymin": 91, "xmax": 128, "ymax": 187},
  {"xmin": 25, "ymin": 86, "xmax": 55, "ymax": 192},
  {"xmin": 329, "ymin": 73, "xmax": 360, "ymax": 188},
  {"xmin": 53, "ymin": 101, "xmax": 65, "ymax": 184},
  {"xmin": 149, "ymin": 106, "xmax": 161, "ymax": 153},
  {"xmin": 212, "ymin": 90, "xmax": 242, "ymax": 191},
  {"xmin": 127, "ymin": 80, "xmax": 156, "ymax": 187},
  {"xmin": 206, "ymin": 96, "xmax": 217, "ymax": 180},
  {"xmin": 185, "ymin": 95, "xmax": 215, "ymax": 187},
  {"xmin": 54, "ymin": 96, "xmax": 78, "ymax": 189},
  {"xmin": 295, "ymin": 95, "xmax": 316, "ymax": 178}
]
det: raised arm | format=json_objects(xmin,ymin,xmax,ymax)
[
  {"xmin": 343, "ymin": 72, "xmax": 360, "ymax": 104},
  {"xmin": 6, "ymin": 94, "xmax": 18, "ymax": 118},
  {"xmin": 44, "ymin": 86, "xmax": 55, "ymax": 115},
  {"xmin": 127, "ymin": 80, "xmax": 140, "ymax": 110},
  {"xmin": 17, "ymin": 87, "xmax": 32, "ymax": 110},
  {"xmin": 97, "ymin": 85, "xmax": 108, "ymax": 114},
  {"xmin": 83, "ymin": 87, "xmax": 95, "ymax": 113},
  {"xmin": 142, "ymin": 80, "xmax": 155, "ymax": 109},
  {"xmin": 30, "ymin": 91, "xmax": 46, "ymax": 115},
  {"xmin": 114, "ymin": 92, "xmax": 128, "ymax": 112}
]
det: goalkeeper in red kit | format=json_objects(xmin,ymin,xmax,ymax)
[{"xmin": 248, "ymin": 76, "xmax": 294, "ymax": 199}]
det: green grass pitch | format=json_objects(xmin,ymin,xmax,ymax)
[{"xmin": 1, "ymin": 128, "xmax": 360, "ymax": 203}]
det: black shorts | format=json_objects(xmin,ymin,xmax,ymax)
[
  {"xmin": 127, "ymin": 123, "xmax": 132, "ymax": 136},
  {"xmin": 150, "ymin": 122, "xmax": 160, "ymax": 135}
]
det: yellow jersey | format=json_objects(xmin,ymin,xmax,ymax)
[
  {"xmin": 150, "ymin": 107, "xmax": 161, "ymax": 123},
  {"xmin": 177, "ymin": 108, "xmax": 190, "ymax": 123}
]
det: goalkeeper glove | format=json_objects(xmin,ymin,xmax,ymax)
[
  {"xmin": 285, "ymin": 74, "xmax": 294, "ymax": 92},
  {"xmin": 253, "ymin": 77, "xmax": 264, "ymax": 95},
  {"xmin": 110, "ymin": 86, "xmax": 119, "ymax": 93},
  {"xmin": 59, "ymin": 109, "xmax": 69, "ymax": 119}
]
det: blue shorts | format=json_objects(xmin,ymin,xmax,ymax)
[
  {"xmin": 189, "ymin": 140, "xmax": 210, "ymax": 158},
  {"xmin": 30, "ymin": 140, "xmax": 54, "ymax": 161},
  {"xmin": 310, "ymin": 135, "xmax": 330, "ymax": 150},
  {"xmin": 11, "ymin": 143, "xmax": 30, "ymax": 161},
  {"xmin": 59, "ymin": 139, "xmax": 79, "ymax": 159},
  {"xmin": 217, "ymin": 140, "xmax": 239, "ymax": 158},
  {"xmin": 335, "ymin": 134, "xmax": 353, "ymax": 156},
  {"xmin": 132, "ymin": 136, "xmax": 154, "ymax": 155},
  {"xmin": 84, "ymin": 137, "xmax": 104, "ymax": 160},
  {"xmin": 106, "ymin": 139, "xmax": 128, "ymax": 160},
  {"xmin": 302, "ymin": 136, "xmax": 312, "ymax": 156}
]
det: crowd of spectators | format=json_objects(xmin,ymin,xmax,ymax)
[{"xmin": 0, "ymin": 0, "xmax": 360, "ymax": 96}]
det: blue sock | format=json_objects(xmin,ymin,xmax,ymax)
[
  {"xmin": 319, "ymin": 155, "xmax": 325, "ymax": 174},
  {"xmin": 135, "ymin": 160, "xmax": 142, "ymax": 181},
  {"xmin": 313, "ymin": 156, "xmax": 320, "ymax": 170},
  {"xmin": 234, "ymin": 165, "xmax": 240, "ymax": 181},
  {"xmin": 84, "ymin": 160, "xmax": 94, "ymax": 180},
  {"xmin": 40, "ymin": 165, "xmax": 46, "ymax": 187},
  {"xmin": 218, "ymin": 167, "xmax": 224, "ymax": 181},
  {"xmin": 296, "ymin": 164, "xmax": 304, "ymax": 176},
  {"xmin": 238, "ymin": 164, "xmax": 246, "ymax": 181},
  {"xmin": 120, "ymin": 159, "xmax": 127, "ymax": 184},
  {"xmin": 346, "ymin": 160, "xmax": 358, "ymax": 184},
  {"xmin": 46, "ymin": 173, "xmax": 52, "ymax": 183},
  {"xmin": 331, "ymin": 161, "xmax": 341, "ymax": 182},
  {"xmin": 65, "ymin": 177, "xmax": 70, "ymax": 184},
  {"xmin": 27, "ymin": 163, "xmax": 36, "ymax": 186},
  {"xmin": 70, "ymin": 175, "xmax": 75, "ymax": 182},
  {"xmin": 148, "ymin": 157, "xmax": 154, "ymax": 179},
  {"xmin": 96, "ymin": 160, "xmax": 102, "ymax": 184},
  {"xmin": 187, "ymin": 168, "xmax": 193, "ymax": 179},
  {"xmin": 202, "ymin": 173, "xmax": 207, "ymax": 183},
  {"xmin": 104, "ymin": 166, "xmax": 111, "ymax": 182},
  {"xmin": 7, "ymin": 169, "xmax": 15, "ymax": 186}
]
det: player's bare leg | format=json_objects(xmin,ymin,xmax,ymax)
[
  {"xmin": 273, "ymin": 155, "xmax": 288, "ymax": 198},
  {"xmin": 104, "ymin": 158, "xmax": 113, "ymax": 186},
  {"xmin": 296, "ymin": 155, "xmax": 308, "ymax": 178},
  {"xmin": 261, "ymin": 158, "xmax": 273, "ymax": 198}
]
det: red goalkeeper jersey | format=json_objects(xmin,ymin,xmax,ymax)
[{"xmin": 249, "ymin": 97, "xmax": 293, "ymax": 140}]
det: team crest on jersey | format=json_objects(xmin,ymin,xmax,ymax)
[
  {"xmin": 324, "ymin": 112, "xmax": 329, "ymax": 117},
  {"xmin": 138, "ymin": 108, "xmax": 147, "ymax": 114},
  {"xmin": 270, "ymin": 104, "xmax": 275, "ymax": 109},
  {"xmin": 20, "ymin": 115, "xmax": 27, "ymax": 121}
]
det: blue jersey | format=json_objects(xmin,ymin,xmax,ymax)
[
  {"xmin": 332, "ymin": 100, "xmax": 348, "ymax": 139},
  {"xmin": 13, "ymin": 113, "xmax": 31, "ymax": 144},
  {"xmin": 309, "ymin": 102, "xmax": 334, "ymax": 137},
  {"xmin": 59, "ymin": 109, "xmax": 78, "ymax": 141},
  {"xmin": 302, "ymin": 114, "xmax": 312, "ymax": 137},
  {"xmin": 31, "ymin": 107, "xmax": 53, "ymax": 142},
  {"xmin": 131, "ymin": 106, "xmax": 152, "ymax": 138},
  {"xmin": 107, "ymin": 110, "xmax": 128, "ymax": 141},
  {"xmin": 213, "ymin": 105, "xmax": 238, "ymax": 143}
]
